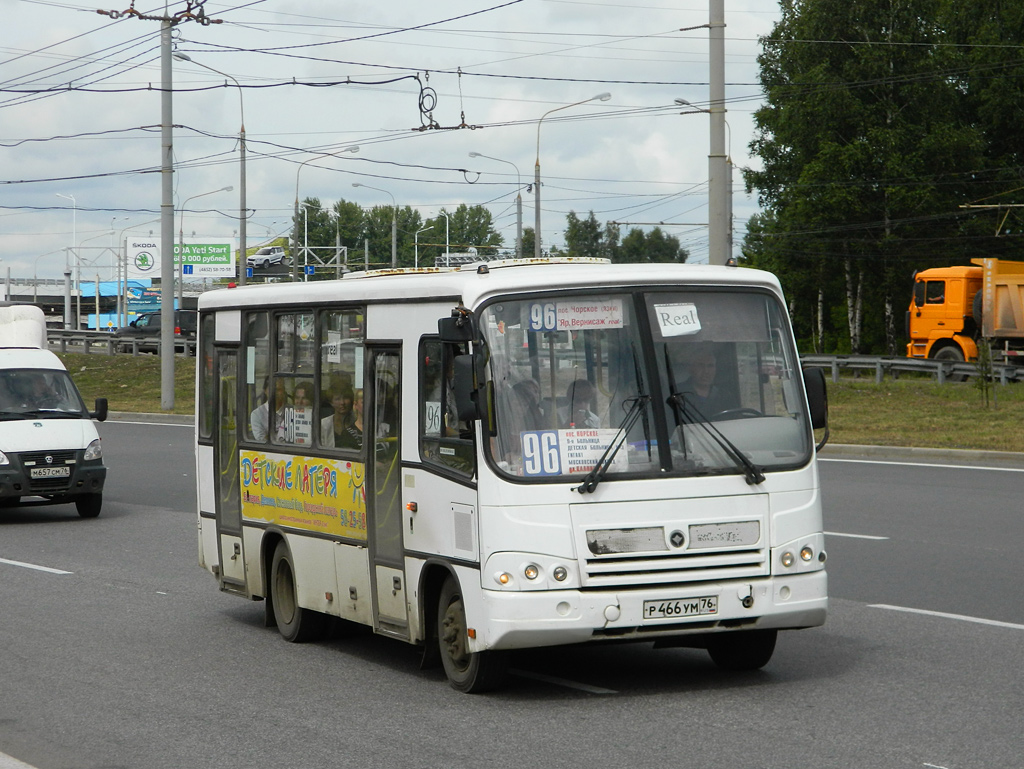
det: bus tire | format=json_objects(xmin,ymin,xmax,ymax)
[
  {"xmin": 707, "ymin": 629, "xmax": 777, "ymax": 671},
  {"xmin": 270, "ymin": 541, "xmax": 327, "ymax": 643},
  {"xmin": 75, "ymin": 493, "xmax": 102, "ymax": 518},
  {"xmin": 437, "ymin": 576, "xmax": 508, "ymax": 693}
]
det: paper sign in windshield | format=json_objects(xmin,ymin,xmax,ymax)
[
  {"xmin": 654, "ymin": 302, "xmax": 701, "ymax": 337},
  {"xmin": 528, "ymin": 299, "xmax": 624, "ymax": 332},
  {"xmin": 520, "ymin": 428, "xmax": 629, "ymax": 477}
]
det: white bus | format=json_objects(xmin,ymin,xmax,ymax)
[{"xmin": 195, "ymin": 258, "xmax": 830, "ymax": 692}]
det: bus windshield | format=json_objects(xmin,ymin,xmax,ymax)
[
  {"xmin": 0, "ymin": 368, "xmax": 89, "ymax": 418},
  {"xmin": 481, "ymin": 288, "xmax": 812, "ymax": 482}
]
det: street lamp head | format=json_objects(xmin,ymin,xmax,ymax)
[
  {"xmin": 352, "ymin": 182, "xmax": 363, "ymax": 188},
  {"xmin": 595, "ymin": 92, "xmax": 612, "ymax": 102},
  {"xmin": 468, "ymin": 152, "xmax": 481, "ymax": 158},
  {"xmin": 172, "ymin": 52, "xmax": 191, "ymax": 62}
]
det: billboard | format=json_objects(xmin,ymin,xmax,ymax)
[{"xmin": 126, "ymin": 238, "xmax": 237, "ymax": 279}]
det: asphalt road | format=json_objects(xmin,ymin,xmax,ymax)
[{"xmin": 1, "ymin": 422, "xmax": 1021, "ymax": 769}]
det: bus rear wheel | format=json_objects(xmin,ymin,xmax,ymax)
[
  {"xmin": 437, "ymin": 576, "xmax": 507, "ymax": 693},
  {"xmin": 707, "ymin": 629, "xmax": 777, "ymax": 671},
  {"xmin": 270, "ymin": 541, "xmax": 327, "ymax": 643}
]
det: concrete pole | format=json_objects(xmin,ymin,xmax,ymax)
[
  {"xmin": 707, "ymin": 0, "xmax": 730, "ymax": 266},
  {"xmin": 160, "ymin": 18, "xmax": 175, "ymax": 410}
]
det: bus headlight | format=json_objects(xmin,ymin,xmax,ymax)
[
  {"xmin": 0, "ymin": 450, "xmax": 9, "ymax": 466},
  {"xmin": 800, "ymin": 546, "xmax": 814, "ymax": 562},
  {"xmin": 84, "ymin": 439, "xmax": 102, "ymax": 461},
  {"xmin": 484, "ymin": 553, "xmax": 578, "ymax": 591},
  {"xmin": 781, "ymin": 551, "xmax": 795, "ymax": 568},
  {"xmin": 773, "ymin": 534, "xmax": 827, "ymax": 575}
]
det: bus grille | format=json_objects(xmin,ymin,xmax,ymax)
[
  {"xmin": 21, "ymin": 450, "xmax": 77, "ymax": 494},
  {"xmin": 582, "ymin": 548, "xmax": 768, "ymax": 588}
]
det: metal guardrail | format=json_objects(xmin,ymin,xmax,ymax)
[
  {"xmin": 46, "ymin": 329, "xmax": 196, "ymax": 357},
  {"xmin": 800, "ymin": 354, "xmax": 1024, "ymax": 385}
]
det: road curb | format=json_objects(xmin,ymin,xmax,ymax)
[
  {"xmin": 107, "ymin": 411, "xmax": 193, "ymax": 425},
  {"xmin": 820, "ymin": 442, "xmax": 1024, "ymax": 467}
]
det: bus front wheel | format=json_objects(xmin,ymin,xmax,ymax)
[
  {"xmin": 270, "ymin": 541, "xmax": 327, "ymax": 643},
  {"xmin": 437, "ymin": 576, "xmax": 507, "ymax": 693},
  {"xmin": 707, "ymin": 629, "xmax": 777, "ymax": 671}
]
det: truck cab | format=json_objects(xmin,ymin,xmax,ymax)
[{"xmin": 906, "ymin": 265, "xmax": 982, "ymax": 362}]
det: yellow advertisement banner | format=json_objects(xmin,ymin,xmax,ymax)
[{"xmin": 240, "ymin": 450, "xmax": 367, "ymax": 541}]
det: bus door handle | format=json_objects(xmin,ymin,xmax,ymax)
[
  {"xmin": 231, "ymin": 543, "xmax": 241, "ymax": 561},
  {"xmin": 393, "ymin": 576, "xmax": 402, "ymax": 595}
]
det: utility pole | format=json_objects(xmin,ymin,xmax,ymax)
[
  {"xmin": 707, "ymin": 0, "xmax": 730, "ymax": 266},
  {"xmin": 98, "ymin": 1, "xmax": 223, "ymax": 410}
]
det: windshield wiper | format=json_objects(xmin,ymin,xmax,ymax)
[
  {"xmin": 573, "ymin": 394, "xmax": 650, "ymax": 495},
  {"xmin": 667, "ymin": 393, "xmax": 765, "ymax": 485}
]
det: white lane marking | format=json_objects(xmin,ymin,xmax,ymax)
[
  {"xmin": 923, "ymin": 764, "xmax": 950, "ymax": 769},
  {"xmin": 510, "ymin": 669, "xmax": 617, "ymax": 695},
  {"xmin": 0, "ymin": 751, "xmax": 41, "ymax": 769},
  {"xmin": 825, "ymin": 531, "xmax": 890, "ymax": 540},
  {"xmin": 820, "ymin": 457, "xmax": 1024, "ymax": 473},
  {"xmin": 0, "ymin": 557, "xmax": 73, "ymax": 575},
  {"xmin": 106, "ymin": 420, "xmax": 192, "ymax": 428},
  {"xmin": 871, "ymin": 604, "xmax": 1024, "ymax": 631}
]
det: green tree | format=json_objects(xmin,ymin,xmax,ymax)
[
  {"xmin": 615, "ymin": 227, "xmax": 687, "ymax": 264},
  {"xmin": 745, "ymin": 0, "xmax": 984, "ymax": 354}
]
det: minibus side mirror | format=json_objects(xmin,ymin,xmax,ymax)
[
  {"xmin": 452, "ymin": 355, "xmax": 480, "ymax": 421},
  {"xmin": 438, "ymin": 316, "xmax": 473, "ymax": 343},
  {"xmin": 91, "ymin": 397, "xmax": 108, "ymax": 422},
  {"xmin": 802, "ymin": 367, "xmax": 828, "ymax": 450}
]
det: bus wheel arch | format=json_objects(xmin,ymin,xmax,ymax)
[
  {"xmin": 436, "ymin": 574, "xmax": 508, "ymax": 693},
  {"xmin": 416, "ymin": 564, "xmax": 451, "ymax": 670}
]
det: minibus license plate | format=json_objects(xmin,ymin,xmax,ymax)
[
  {"xmin": 643, "ymin": 596, "xmax": 718, "ymax": 620},
  {"xmin": 31, "ymin": 466, "xmax": 70, "ymax": 479}
]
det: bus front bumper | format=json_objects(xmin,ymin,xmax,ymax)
[{"xmin": 470, "ymin": 570, "xmax": 827, "ymax": 652}]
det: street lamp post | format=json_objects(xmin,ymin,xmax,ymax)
[
  {"xmin": 414, "ymin": 225, "xmax": 433, "ymax": 268},
  {"xmin": 534, "ymin": 92, "xmax": 611, "ymax": 258},
  {"xmin": 173, "ymin": 52, "xmax": 248, "ymax": 285},
  {"xmin": 293, "ymin": 146, "xmax": 359, "ymax": 280},
  {"xmin": 179, "ymin": 186, "xmax": 233, "ymax": 304},
  {"xmin": 56, "ymin": 193, "xmax": 76, "ymax": 328},
  {"xmin": 352, "ymin": 183, "xmax": 397, "ymax": 268},
  {"xmin": 469, "ymin": 152, "xmax": 522, "ymax": 258},
  {"xmin": 439, "ymin": 210, "xmax": 450, "ymax": 266}
]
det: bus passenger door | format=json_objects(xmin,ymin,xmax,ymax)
[
  {"xmin": 214, "ymin": 347, "xmax": 245, "ymax": 593},
  {"xmin": 367, "ymin": 346, "xmax": 409, "ymax": 637}
]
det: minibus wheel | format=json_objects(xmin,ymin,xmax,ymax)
[
  {"xmin": 707, "ymin": 629, "xmax": 777, "ymax": 671},
  {"xmin": 437, "ymin": 576, "xmax": 507, "ymax": 693},
  {"xmin": 75, "ymin": 493, "xmax": 102, "ymax": 519},
  {"xmin": 270, "ymin": 541, "xmax": 327, "ymax": 643}
]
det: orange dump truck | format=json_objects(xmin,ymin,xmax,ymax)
[{"xmin": 906, "ymin": 258, "xmax": 1024, "ymax": 363}]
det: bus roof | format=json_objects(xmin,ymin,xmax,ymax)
[{"xmin": 198, "ymin": 260, "xmax": 783, "ymax": 312}]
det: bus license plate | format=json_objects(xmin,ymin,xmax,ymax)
[
  {"xmin": 643, "ymin": 596, "xmax": 718, "ymax": 620},
  {"xmin": 30, "ymin": 466, "xmax": 70, "ymax": 479}
]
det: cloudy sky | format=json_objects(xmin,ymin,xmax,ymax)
[{"xmin": 1, "ymin": 0, "xmax": 780, "ymax": 282}]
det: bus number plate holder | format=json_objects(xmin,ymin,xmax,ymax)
[
  {"xmin": 30, "ymin": 466, "xmax": 70, "ymax": 479},
  {"xmin": 643, "ymin": 595, "xmax": 718, "ymax": 620}
]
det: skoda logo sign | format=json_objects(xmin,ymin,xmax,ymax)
[
  {"xmin": 134, "ymin": 251, "xmax": 156, "ymax": 272},
  {"xmin": 669, "ymin": 529, "xmax": 685, "ymax": 548}
]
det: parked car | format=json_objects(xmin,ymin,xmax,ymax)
[
  {"xmin": 247, "ymin": 246, "xmax": 286, "ymax": 269},
  {"xmin": 114, "ymin": 310, "xmax": 198, "ymax": 354}
]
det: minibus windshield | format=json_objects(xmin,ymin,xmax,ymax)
[{"xmin": 480, "ymin": 288, "xmax": 812, "ymax": 482}]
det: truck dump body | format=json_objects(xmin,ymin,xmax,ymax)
[{"xmin": 976, "ymin": 258, "xmax": 1024, "ymax": 339}]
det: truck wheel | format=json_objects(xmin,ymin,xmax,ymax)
[
  {"xmin": 932, "ymin": 345, "xmax": 966, "ymax": 381},
  {"xmin": 75, "ymin": 493, "xmax": 102, "ymax": 518}
]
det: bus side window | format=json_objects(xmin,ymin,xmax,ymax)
[
  {"xmin": 419, "ymin": 337, "xmax": 474, "ymax": 476},
  {"xmin": 244, "ymin": 311, "xmax": 271, "ymax": 443}
]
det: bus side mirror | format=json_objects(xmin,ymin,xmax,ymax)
[
  {"xmin": 92, "ymin": 397, "xmax": 108, "ymax": 422},
  {"xmin": 438, "ymin": 316, "xmax": 473, "ymax": 343},
  {"xmin": 452, "ymin": 355, "xmax": 480, "ymax": 421},
  {"xmin": 802, "ymin": 367, "xmax": 829, "ymax": 450}
]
